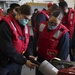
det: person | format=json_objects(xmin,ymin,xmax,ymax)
[
  {"xmin": 8, "ymin": 3, "xmax": 20, "ymax": 15},
  {"xmin": 35, "ymin": 10, "xmax": 69, "ymax": 75},
  {"xmin": 31, "ymin": 8, "xmax": 39, "ymax": 31},
  {"xmin": 33, "ymin": 3, "xmax": 55, "ymax": 36},
  {"xmin": 0, "ymin": 4, "xmax": 38, "ymax": 75},
  {"xmin": 6, "ymin": 3, "xmax": 20, "ymax": 15},
  {"xmin": 33, "ymin": 3, "xmax": 59, "ymax": 56},
  {"xmin": 59, "ymin": 1, "xmax": 75, "ymax": 61}
]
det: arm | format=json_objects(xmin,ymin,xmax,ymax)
[
  {"xmin": 57, "ymin": 32, "xmax": 69, "ymax": 60},
  {"xmin": 36, "ymin": 13, "xmax": 47, "ymax": 29},
  {"xmin": 33, "ymin": 14, "xmax": 47, "ymax": 57}
]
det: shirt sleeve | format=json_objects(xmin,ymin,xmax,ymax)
[
  {"xmin": 0, "ymin": 20, "xmax": 27, "ymax": 65},
  {"xmin": 57, "ymin": 32, "xmax": 69, "ymax": 60},
  {"xmin": 36, "ymin": 13, "xmax": 47, "ymax": 29}
]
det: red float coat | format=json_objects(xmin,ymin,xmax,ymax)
[
  {"xmin": 37, "ymin": 21, "xmax": 69, "ymax": 60},
  {"xmin": 62, "ymin": 9, "xmax": 75, "ymax": 38},
  {"xmin": 38, "ymin": 10, "xmax": 50, "ymax": 20},
  {"xmin": 2, "ymin": 14, "xmax": 30, "ymax": 54}
]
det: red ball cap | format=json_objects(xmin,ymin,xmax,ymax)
[{"xmin": 47, "ymin": 2, "xmax": 53, "ymax": 8}]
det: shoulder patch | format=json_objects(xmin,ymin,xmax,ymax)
[
  {"xmin": 53, "ymin": 30, "xmax": 62, "ymax": 39},
  {"xmin": 39, "ymin": 23, "xmax": 46, "ymax": 32}
]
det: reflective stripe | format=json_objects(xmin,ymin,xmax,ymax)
[
  {"xmin": 53, "ymin": 30, "xmax": 62, "ymax": 39},
  {"xmin": 70, "ymin": 21, "xmax": 72, "ymax": 25},
  {"xmin": 25, "ymin": 25, "xmax": 28, "ymax": 34},
  {"xmin": 36, "ymin": 47, "xmax": 38, "ymax": 51},
  {"xmin": 11, "ymin": 22, "xmax": 16, "ymax": 31}
]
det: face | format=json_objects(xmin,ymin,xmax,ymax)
[
  {"xmin": 60, "ymin": 7, "xmax": 68, "ymax": 14},
  {"xmin": 48, "ymin": 16, "xmax": 60, "ymax": 30},
  {"xmin": 15, "ymin": 13, "xmax": 32, "ymax": 26},
  {"xmin": 49, "ymin": 16, "xmax": 60, "ymax": 26}
]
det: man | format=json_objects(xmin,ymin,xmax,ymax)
[
  {"xmin": 0, "ymin": 4, "xmax": 37, "ymax": 75},
  {"xmin": 31, "ymin": 8, "xmax": 39, "ymax": 31},
  {"xmin": 35, "ymin": 10, "xmax": 69, "ymax": 75},
  {"xmin": 59, "ymin": 1, "xmax": 75, "ymax": 61},
  {"xmin": 33, "ymin": 4, "xmax": 59, "ymax": 56},
  {"xmin": 8, "ymin": 3, "xmax": 20, "ymax": 15},
  {"xmin": 33, "ymin": 4, "xmax": 59, "ymax": 36}
]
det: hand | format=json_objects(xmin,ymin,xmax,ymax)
[
  {"xmin": 29, "ymin": 55, "xmax": 37, "ymax": 61},
  {"xmin": 25, "ymin": 60, "xmax": 38, "ymax": 69}
]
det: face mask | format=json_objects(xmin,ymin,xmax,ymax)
[
  {"xmin": 48, "ymin": 22, "xmax": 58, "ymax": 30},
  {"xmin": 19, "ymin": 19, "xmax": 28, "ymax": 26},
  {"xmin": 48, "ymin": 25, "xmax": 58, "ymax": 30}
]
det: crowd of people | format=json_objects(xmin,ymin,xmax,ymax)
[{"xmin": 0, "ymin": 0, "xmax": 75, "ymax": 75}]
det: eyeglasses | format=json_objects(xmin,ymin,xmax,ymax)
[
  {"xmin": 23, "ymin": 15, "xmax": 31, "ymax": 21},
  {"xmin": 49, "ymin": 21, "xmax": 58, "ymax": 26}
]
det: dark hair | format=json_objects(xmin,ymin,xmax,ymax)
[
  {"xmin": 19, "ymin": 4, "xmax": 32, "ymax": 15},
  {"xmin": 7, "ymin": 8, "xmax": 11, "ymax": 14},
  {"xmin": 51, "ymin": 10, "xmax": 63, "ymax": 20},
  {"xmin": 34, "ymin": 8, "xmax": 38, "ymax": 12},
  {"xmin": 59, "ymin": 1, "xmax": 68, "ymax": 8},
  {"xmin": 10, "ymin": 3, "xmax": 20, "ymax": 9},
  {"xmin": 42, "ymin": 8, "xmax": 46, "ymax": 11}
]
